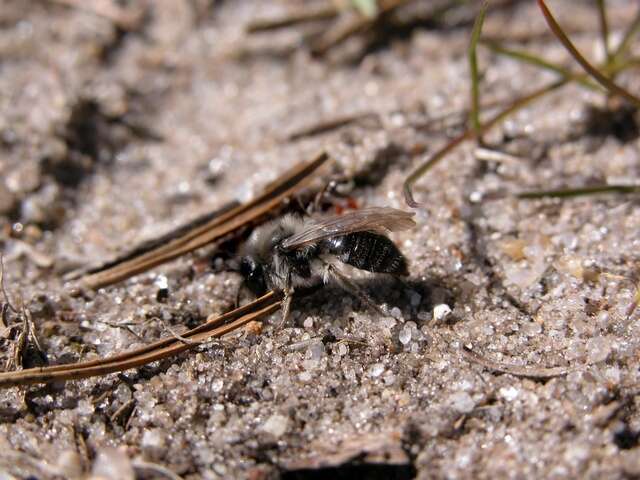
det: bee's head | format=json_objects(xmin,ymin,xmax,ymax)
[{"xmin": 240, "ymin": 255, "xmax": 267, "ymax": 295}]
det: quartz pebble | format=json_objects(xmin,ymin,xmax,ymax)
[
  {"xmin": 450, "ymin": 391, "xmax": 475, "ymax": 414},
  {"xmin": 433, "ymin": 304, "xmax": 452, "ymax": 322},
  {"xmin": 261, "ymin": 414, "xmax": 289, "ymax": 438},
  {"xmin": 91, "ymin": 448, "xmax": 135, "ymax": 480},
  {"xmin": 399, "ymin": 325, "xmax": 412, "ymax": 345}
]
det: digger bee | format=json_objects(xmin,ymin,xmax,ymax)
[{"xmin": 239, "ymin": 207, "xmax": 416, "ymax": 325}]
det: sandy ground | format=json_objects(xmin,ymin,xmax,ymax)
[{"xmin": 1, "ymin": 1, "xmax": 640, "ymax": 478}]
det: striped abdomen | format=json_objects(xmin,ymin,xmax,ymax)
[{"xmin": 322, "ymin": 232, "xmax": 408, "ymax": 275}]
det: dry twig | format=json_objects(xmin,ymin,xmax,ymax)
[
  {"xmin": 47, "ymin": 0, "xmax": 145, "ymax": 31},
  {"xmin": 310, "ymin": 0, "xmax": 414, "ymax": 55},
  {"xmin": 462, "ymin": 345, "xmax": 583, "ymax": 379},
  {"xmin": 246, "ymin": 4, "xmax": 338, "ymax": 33},
  {"xmin": 286, "ymin": 112, "xmax": 379, "ymax": 141},
  {"xmin": 0, "ymin": 292, "xmax": 280, "ymax": 388},
  {"xmin": 80, "ymin": 152, "xmax": 330, "ymax": 289}
]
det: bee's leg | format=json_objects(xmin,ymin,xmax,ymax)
[
  {"xmin": 309, "ymin": 180, "xmax": 334, "ymax": 214},
  {"xmin": 277, "ymin": 287, "xmax": 294, "ymax": 329},
  {"xmin": 325, "ymin": 263, "xmax": 388, "ymax": 317}
]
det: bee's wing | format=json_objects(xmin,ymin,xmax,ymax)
[{"xmin": 281, "ymin": 207, "xmax": 416, "ymax": 250}]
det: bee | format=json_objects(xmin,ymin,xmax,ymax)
[{"xmin": 239, "ymin": 207, "xmax": 416, "ymax": 326}]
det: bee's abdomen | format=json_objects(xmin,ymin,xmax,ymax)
[{"xmin": 324, "ymin": 232, "xmax": 408, "ymax": 275}]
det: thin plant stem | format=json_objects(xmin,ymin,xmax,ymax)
[
  {"xmin": 469, "ymin": 2, "xmax": 488, "ymax": 142},
  {"xmin": 246, "ymin": 5, "xmax": 337, "ymax": 32},
  {"xmin": 403, "ymin": 55, "xmax": 639, "ymax": 207},
  {"xmin": 482, "ymin": 40, "xmax": 602, "ymax": 91},
  {"xmin": 538, "ymin": 0, "xmax": 640, "ymax": 108},
  {"xmin": 596, "ymin": 0, "xmax": 611, "ymax": 63},
  {"xmin": 610, "ymin": 8, "xmax": 640, "ymax": 79},
  {"xmin": 612, "ymin": 7, "xmax": 640, "ymax": 59},
  {"xmin": 517, "ymin": 184, "xmax": 640, "ymax": 199},
  {"xmin": 404, "ymin": 79, "xmax": 569, "ymax": 207}
]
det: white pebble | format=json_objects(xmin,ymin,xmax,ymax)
[
  {"xmin": 261, "ymin": 414, "xmax": 289, "ymax": 438},
  {"xmin": 154, "ymin": 274, "xmax": 168, "ymax": 290},
  {"xmin": 499, "ymin": 386, "xmax": 520, "ymax": 402},
  {"xmin": 433, "ymin": 304, "xmax": 452, "ymax": 322},
  {"xmin": 369, "ymin": 363, "xmax": 385, "ymax": 378},
  {"xmin": 306, "ymin": 342, "xmax": 325, "ymax": 361},
  {"xmin": 56, "ymin": 451, "xmax": 83, "ymax": 479},
  {"xmin": 91, "ymin": 448, "xmax": 135, "ymax": 480},
  {"xmin": 450, "ymin": 391, "xmax": 475, "ymax": 413},
  {"xmin": 211, "ymin": 378, "xmax": 224, "ymax": 392},
  {"xmin": 398, "ymin": 326, "xmax": 412, "ymax": 345},
  {"xmin": 142, "ymin": 428, "xmax": 166, "ymax": 449},
  {"xmin": 336, "ymin": 343, "xmax": 349, "ymax": 356}
]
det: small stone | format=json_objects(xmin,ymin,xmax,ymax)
[
  {"xmin": 261, "ymin": 413, "xmax": 289, "ymax": 438},
  {"xmin": 604, "ymin": 366, "xmax": 620, "ymax": 385},
  {"xmin": 213, "ymin": 464, "xmax": 228, "ymax": 476},
  {"xmin": 20, "ymin": 183, "xmax": 63, "ymax": 225},
  {"xmin": 499, "ymin": 386, "xmax": 520, "ymax": 401},
  {"xmin": 383, "ymin": 371, "xmax": 396, "ymax": 385},
  {"xmin": 450, "ymin": 391, "xmax": 475, "ymax": 413},
  {"xmin": 523, "ymin": 322, "xmax": 542, "ymax": 336},
  {"xmin": 6, "ymin": 162, "xmax": 42, "ymax": 194},
  {"xmin": 469, "ymin": 191, "xmax": 483, "ymax": 203},
  {"xmin": 369, "ymin": 363, "xmax": 385, "ymax": 378},
  {"xmin": 56, "ymin": 450, "xmax": 83, "ymax": 480},
  {"xmin": 142, "ymin": 428, "xmax": 166, "ymax": 449},
  {"xmin": 586, "ymin": 336, "xmax": 611, "ymax": 362},
  {"xmin": 390, "ymin": 307, "xmax": 403, "ymax": 319},
  {"xmin": 336, "ymin": 343, "xmax": 349, "ymax": 356},
  {"xmin": 306, "ymin": 341, "xmax": 325, "ymax": 361},
  {"xmin": 433, "ymin": 304, "xmax": 452, "ymax": 322},
  {"xmin": 398, "ymin": 326, "xmax": 412, "ymax": 345},
  {"xmin": 114, "ymin": 383, "xmax": 132, "ymax": 403},
  {"xmin": 76, "ymin": 398, "xmax": 94, "ymax": 416},
  {"xmin": 211, "ymin": 378, "xmax": 224, "ymax": 392},
  {"xmin": 563, "ymin": 442, "xmax": 590, "ymax": 467},
  {"xmin": 91, "ymin": 448, "xmax": 135, "ymax": 480}
]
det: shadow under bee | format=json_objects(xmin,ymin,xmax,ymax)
[{"xmin": 287, "ymin": 275, "xmax": 456, "ymax": 326}]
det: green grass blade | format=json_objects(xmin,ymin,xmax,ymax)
[
  {"xmin": 538, "ymin": 0, "xmax": 640, "ymax": 108},
  {"xmin": 596, "ymin": 0, "xmax": 611, "ymax": 63},
  {"xmin": 482, "ymin": 40, "xmax": 602, "ymax": 91},
  {"xmin": 469, "ymin": 2, "xmax": 488, "ymax": 142},
  {"xmin": 517, "ymin": 184, "xmax": 640, "ymax": 199},
  {"xmin": 404, "ymin": 79, "xmax": 569, "ymax": 207},
  {"xmin": 612, "ymin": 6, "xmax": 640, "ymax": 59},
  {"xmin": 403, "ymin": 54, "xmax": 640, "ymax": 208}
]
